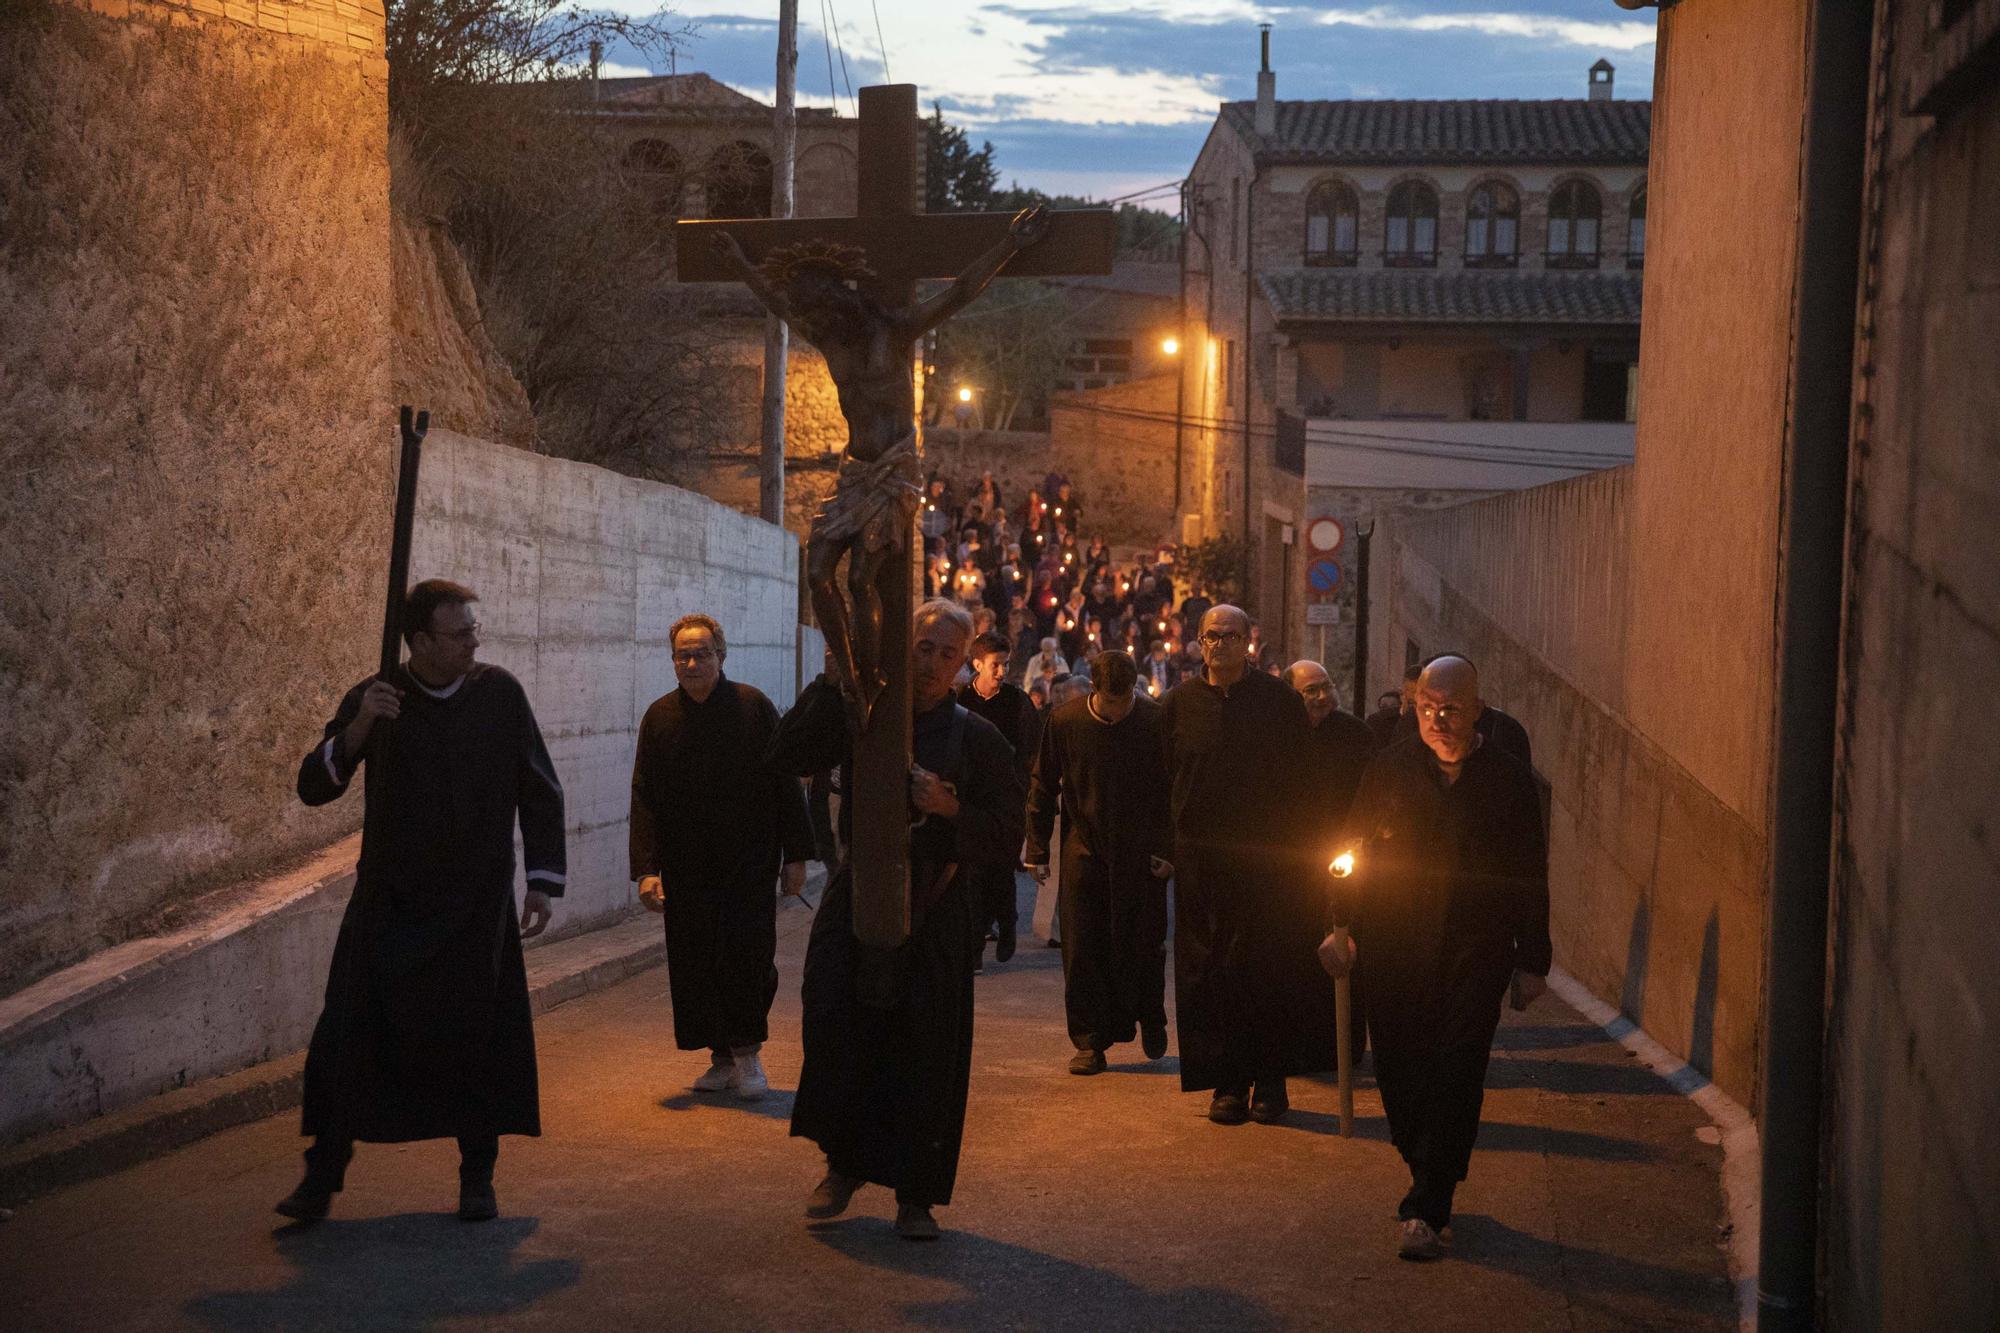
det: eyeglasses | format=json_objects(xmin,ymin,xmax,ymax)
[
  {"xmin": 673, "ymin": 648, "xmax": 718, "ymax": 664},
  {"xmin": 1416, "ymin": 703, "xmax": 1468, "ymax": 723},
  {"xmin": 1198, "ymin": 630, "xmax": 1246, "ymax": 647}
]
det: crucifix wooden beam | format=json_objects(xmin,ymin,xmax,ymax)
[{"xmin": 674, "ymin": 83, "xmax": 1115, "ymax": 953}]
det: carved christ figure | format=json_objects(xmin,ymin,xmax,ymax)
[{"xmin": 710, "ymin": 205, "xmax": 1050, "ymax": 729}]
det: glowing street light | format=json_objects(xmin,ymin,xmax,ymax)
[
  {"xmin": 1161, "ymin": 336, "xmax": 1181, "ymax": 356},
  {"xmin": 957, "ymin": 385, "xmax": 974, "ymax": 403}
]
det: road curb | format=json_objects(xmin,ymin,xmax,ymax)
[{"xmin": 0, "ymin": 917, "xmax": 668, "ymax": 1209}]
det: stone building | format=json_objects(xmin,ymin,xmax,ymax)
[{"xmin": 1180, "ymin": 34, "xmax": 1648, "ymax": 664}]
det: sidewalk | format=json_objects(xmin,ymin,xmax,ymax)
[{"xmin": 0, "ymin": 881, "xmax": 1736, "ymax": 1330}]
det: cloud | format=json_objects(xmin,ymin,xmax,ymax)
[{"xmin": 1315, "ymin": 6, "xmax": 1658, "ymax": 52}]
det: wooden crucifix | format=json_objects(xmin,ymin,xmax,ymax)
[{"xmin": 676, "ymin": 83, "xmax": 1115, "ymax": 952}]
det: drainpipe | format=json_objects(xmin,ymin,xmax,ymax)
[
  {"xmin": 1242, "ymin": 160, "xmax": 1262, "ymax": 555},
  {"xmin": 1757, "ymin": 3, "xmax": 1874, "ymax": 1330},
  {"xmin": 1174, "ymin": 180, "xmax": 1189, "ymax": 521}
]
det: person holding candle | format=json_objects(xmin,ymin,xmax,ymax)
[{"xmin": 1319, "ymin": 655, "xmax": 1550, "ymax": 1261}]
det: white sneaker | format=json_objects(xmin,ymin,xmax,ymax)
[
  {"xmin": 733, "ymin": 1048, "xmax": 769, "ymax": 1100},
  {"xmin": 693, "ymin": 1056, "xmax": 736, "ymax": 1093},
  {"xmin": 1397, "ymin": 1218, "xmax": 1444, "ymax": 1261}
]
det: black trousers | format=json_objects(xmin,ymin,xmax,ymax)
[
  {"xmin": 1058, "ymin": 849, "xmax": 1168, "ymax": 1052},
  {"xmin": 304, "ymin": 1133, "xmax": 500, "ymax": 1188},
  {"xmin": 1369, "ymin": 962, "xmax": 1511, "ymax": 1230},
  {"xmin": 965, "ymin": 862, "xmax": 1018, "ymax": 964}
]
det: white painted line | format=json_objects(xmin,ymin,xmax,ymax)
[{"xmin": 1546, "ymin": 967, "xmax": 1759, "ymax": 1333}]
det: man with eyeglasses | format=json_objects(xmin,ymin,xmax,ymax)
[
  {"xmin": 766, "ymin": 599, "xmax": 1025, "ymax": 1241},
  {"xmin": 1318, "ymin": 655, "xmax": 1549, "ymax": 1261},
  {"xmin": 280, "ymin": 579, "xmax": 566, "ymax": 1225},
  {"xmin": 631, "ymin": 615, "xmax": 814, "ymax": 1101},
  {"xmin": 1159, "ymin": 605, "xmax": 1318, "ymax": 1126}
]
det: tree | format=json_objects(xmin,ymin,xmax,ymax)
[
  {"xmin": 923, "ymin": 104, "xmax": 998, "ymax": 214},
  {"xmin": 928, "ymin": 283, "xmax": 1072, "ymax": 431}
]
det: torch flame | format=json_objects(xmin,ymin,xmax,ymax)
[{"xmin": 1329, "ymin": 850, "xmax": 1356, "ymax": 878}]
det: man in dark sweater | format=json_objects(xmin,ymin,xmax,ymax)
[{"xmin": 1321, "ymin": 655, "xmax": 1551, "ymax": 1261}]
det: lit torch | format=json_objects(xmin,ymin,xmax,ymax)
[{"xmin": 1325, "ymin": 843, "xmax": 1361, "ymax": 1136}]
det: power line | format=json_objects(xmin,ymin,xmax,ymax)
[
  {"xmin": 868, "ymin": 0, "xmax": 891, "ymax": 84},
  {"xmin": 816, "ymin": 0, "xmax": 838, "ymax": 110},
  {"xmin": 826, "ymin": 0, "xmax": 855, "ymax": 111}
]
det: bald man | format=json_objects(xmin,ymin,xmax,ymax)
[
  {"xmin": 1161, "ymin": 605, "xmax": 1319, "ymax": 1125},
  {"xmin": 1321, "ymin": 656, "xmax": 1549, "ymax": 1261}
]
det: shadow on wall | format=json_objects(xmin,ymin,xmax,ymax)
[
  {"xmin": 1621, "ymin": 895, "xmax": 1652, "ymax": 1024},
  {"xmin": 1689, "ymin": 907, "xmax": 1720, "ymax": 1079}
]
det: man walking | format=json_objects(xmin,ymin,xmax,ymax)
[
  {"xmin": 1024, "ymin": 650, "xmax": 1173, "ymax": 1074},
  {"xmin": 631, "ymin": 614, "xmax": 814, "ymax": 1100},
  {"xmin": 959, "ymin": 630, "xmax": 1039, "ymax": 969},
  {"xmin": 282, "ymin": 580, "xmax": 565, "ymax": 1224},
  {"xmin": 768, "ymin": 600, "xmax": 1025, "ymax": 1241},
  {"xmin": 1320, "ymin": 656, "xmax": 1550, "ymax": 1260},
  {"xmin": 1160, "ymin": 606, "xmax": 1318, "ymax": 1125}
]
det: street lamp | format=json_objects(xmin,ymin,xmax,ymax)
[
  {"xmin": 957, "ymin": 385, "xmax": 974, "ymax": 403},
  {"xmin": 1161, "ymin": 336, "xmax": 1180, "ymax": 356}
]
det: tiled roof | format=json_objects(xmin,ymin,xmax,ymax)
[
  {"xmin": 1260, "ymin": 268, "xmax": 1644, "ymax": 326},
  {"xmin": 596, "ymin": 73, "xmax": 765, "ymax": 110},
  {"xmin": 1222, "ymin": 98, "xmax": 1650, "ymax": 165}
]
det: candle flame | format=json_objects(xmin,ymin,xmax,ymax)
[{"xmin": 1329, "ymin": 851, "xmax": 1356, "ymax": 878}]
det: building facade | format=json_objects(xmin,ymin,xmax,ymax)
[{"xmin": 1180, "ymin": 43, "xmax": 1648, "ymax": 666}]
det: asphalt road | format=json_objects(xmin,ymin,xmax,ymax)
[{"xmin": 0, "ymin": 881, "xmax": 1736, "ymax": 1331}]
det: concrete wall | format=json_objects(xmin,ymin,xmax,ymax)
[
  {"xmin": 407, "ymin": 430, "xmax": 805, "ymax": 932},
  {"xmin": 0, "ymin": 431, "xmax": 809, "ymax": 1146},
  {"xmin": 1821, "ymin": 7, "xmax": 2000, "ymax": 1326},
  {"xmin": 1379, "ymin": 470, "xmax": 1768, "ymax": 1105},
  {"xmin": 0, "ymin": 0, "xmax": 391, "ymax": 995}
]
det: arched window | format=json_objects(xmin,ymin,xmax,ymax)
[
  {"xmin": 623, "ymin": 139, "xmax": 685, "ymax": 217},
  {"xmin": 1628, "ymin": 184, "xmax": 1647, "ymax": 268},
  {"xmin": 704, "ymin": 141, "xmax": 772, "ymax": 219},
  {"xmin": 1304, "ymin": 180, "xmax": 1359, "ymax": 266},
  {"xmin": 1547, "ymin": 179, "xmax": 1602, "ymax": 268},
  {"xmin": 1465, "ymin": 181, "xmax": 1520, "ymax": 267},
  {"xmin": 1384, "ymin": 180, "xmax": 1439, "ymax": 267}
]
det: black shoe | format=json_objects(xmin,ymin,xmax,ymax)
[
  {"xmin": 1068, "ymin": 1049, "xmax": 1107, "ymax": 1076},
  {"xmin": 806, "ymin": 1169, "xmax": 864, "ymax": 1220},
  {"xmin": 457, "ymin": 1180, "xmax": 498, "ymax": 1222},
  {"xmin": 274, "ymin": 1179, "xmax": 336, "ymax": 1222},
  {"xmin": 995, "ymin": 924, "xmax": 1017, "ymax": 963},
  {"xmin": 1141, "ymin": 1022, "xmax": 1169, "ymax": 1060},
  {"xmin": 1250, "ymin": 1080, "xmax": 1290, "ymax": 1124},
  {"xmin": 1208, "ymin": 1091, "xmax": 1250, "ymax": 1125},
  {"xmin": 895, "ymin": 1203, "xmax": 942, "ymax": 1241}
]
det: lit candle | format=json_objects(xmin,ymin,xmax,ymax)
[{"xmin": 1329, "ymin": 850, "xmax": 1357, "ymax": 878}]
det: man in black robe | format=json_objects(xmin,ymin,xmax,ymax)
[
  {"xmin": 959, "ymin": 630, "xmax": 1037, "ymax": 969},
  {"xmin": 631, "ymin": 614, "xmax": 814, "ymax": 1100},
  {"xmin": 282, "ymin": 580, "xmax": 565, "ymax": 1224},
  {"xmin": 1160, "ymin": 605, "xmax": 1319, "ymax": 1126},
  {"xmin": 1283, "ymin": 659, "xmax": 1379, "ymax": 1055},
  {"xmin": 1320, "ymin": 655, "xmax": 1550, "ymax": 1261},
  {"xmin": 1024, "ymin": 650, "xmax": 1172, "ymax": 1074},
  {"xmin": 1366, "ymin": 666, "xmax": 1420, "ymax": 748},
  {"xmin": 767, "ymin": 599, "xmax": 1024, "ymax": 1241}
]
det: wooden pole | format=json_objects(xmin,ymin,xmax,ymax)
[
  {"xmin": 759, "ymin": 0, "xmax": 798, "ymax": 526},
  {"xmin": 380, "ymin": 407, "xmax": 428, "ymax": 677},
  {"xmin": 846, "ymin": 84, "xmax": 920, "ymax": 951},
  {"xmin": 1335, "ymin": 969, "xmax": 1355, "ymax": 1137}
]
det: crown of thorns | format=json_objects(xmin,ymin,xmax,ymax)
[{"xmin": 757, "ymin": 239, "xmax": 876, "ymax": 285}]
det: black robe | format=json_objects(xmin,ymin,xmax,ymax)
[
  {"xmin": 297, "ymin": 664, "xmax": 566, "ymax": 1144},
  {"xmin": 1159, "ymin": 669, "xmax": 1323, "ymax": 1091},
  {"xmin": 1295, "ymin": 709, "xmax": 1381, "ymax": 1050},
  {"xmin": 1330, "ymin": 735, "xmax": 1550, "ymax": 1223},
  {"xmin": 767, "ymin": 678, "xmax": 1025, "ymax": 1206},
  {"xmin": 958, "ymin": 680, "xmax": 1038, "ymax": 947},
  {"xmin": 1024, "ymin": 695, "xmax": 1172, "ymax": 1052},
  {"xmin": 630, "ymin": 676, "xmax": 814, "ymax": 1052}
]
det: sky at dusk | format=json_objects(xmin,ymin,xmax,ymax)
[{"xmin": 594, "ymin": 2, "xmax": 1659, "ymax": 202}]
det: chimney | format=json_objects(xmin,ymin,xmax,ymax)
[
  {"xmin": 1255, "ymin": 24, "xmax": 1277, "ymax": 137},
  {"xmin": 589, "ymin": 39, "xmax": 603, "ymax": 102},
  {"xmin": 1588, "ymin": 58, "xmax": 1614, "ymax": 101}
]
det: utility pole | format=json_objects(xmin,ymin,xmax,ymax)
[{"xmin": 759, "ymin": 0, "xmax": 799, "ymax": 526}]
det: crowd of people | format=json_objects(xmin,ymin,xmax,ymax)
[
  {"xmin": 916, "ymin": 468, "xmax": 1289, "ymax": 710},
  {"xmin": 279, "ymin": 573, "xmax": 1551, "ymax": 1263}
]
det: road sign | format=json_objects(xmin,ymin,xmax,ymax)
[
  {"xmin": 1307, "ymin": 517, "xmax": 1345, "ymax": 554},
  {"xmin": 1306, "ymin": 603, "xmax": 1341, "ymax": 626},
  {"xmin": 1307, "ymin": 559, "xmax": 1343, "ymax": 593}
]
